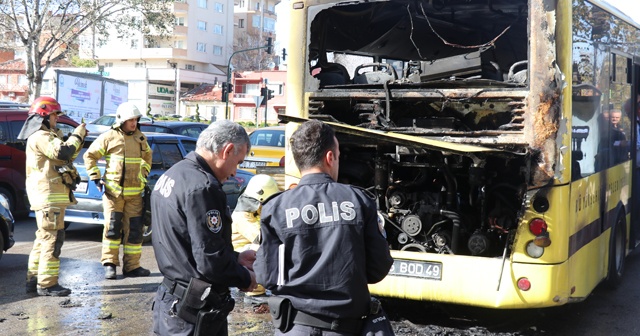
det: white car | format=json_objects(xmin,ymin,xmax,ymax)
[{"xmin": 85, "ymin": 114, "xmax": 153, "ymax": 134}]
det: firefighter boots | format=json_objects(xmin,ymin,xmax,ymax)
[
  {"xmin": 123, "ymin": 266, "xmax": 150, "ymax": 277},
  {"xmin": 104, "ymin": 263, "xmax": 117, "ymax": 279},
  {"xmin": 37, "ymin": 284, "xmax": 71, "ymax": 297}
]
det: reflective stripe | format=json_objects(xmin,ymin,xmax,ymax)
[
  {"xmin": 103, "ymin": 239, "xmax": 120, "ymax": 249},
  {"xmin": 124, "ymin": 157, "xmax": 143, "ymax": 163},
  {"xmin": 87, "ymin": 166, "xmax": 101, "ymax": 176},
  {"xmin": 41, "ymin": 260, "xmax": 60, "ymax": 275},
  {"xmin": 124, "ymin": 245, "xmax": 142, "ymax": 255}
]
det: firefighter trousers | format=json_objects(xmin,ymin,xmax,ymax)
[
  {"xmin": 101, "ymin": 193, "xmax": 144, "ymax": 272},
  {"xmin": 26, "ymin": 206, "xmax": 66, "ymax": 288}
]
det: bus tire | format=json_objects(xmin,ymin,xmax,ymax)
[{"xmin": 605, "ymin": 211, "xmax": 626, "ymax": 289}]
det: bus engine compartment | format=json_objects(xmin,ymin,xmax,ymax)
[{"xmin": 296, "ymin": 0, "xmax": 563, "ymax": 257}]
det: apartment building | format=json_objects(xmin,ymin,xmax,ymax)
[
  {"xmin": 231, "ymin": 70, "xmax": 286, "ymax": 124},
  {"xmin": 62, "ymin": 0, "xmax": 235, "ymax": 117},
  {"xmin": 234, "ymin": 0, "xmax": 278, "ymax": 45}
]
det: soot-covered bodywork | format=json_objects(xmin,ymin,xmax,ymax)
[{"xmin": 292, "ymin": 0, "xmax": 566, "ymax": 258}]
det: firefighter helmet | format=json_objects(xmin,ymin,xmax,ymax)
[
  {"xmin": 113, "ymin": 102, "xmax": 142, "ymax": 128},
  {"xmin": 30, "ymin": 97, "xmax": 62, "ymax": 117},
  {"xmin": 243, "ymin": 174, "xmax": 280, "ymax": 203}
]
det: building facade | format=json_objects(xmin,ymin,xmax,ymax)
[
  {"xmin": 74, "ymin": 0, "xmax": 235, "ymax": 118},
  {"xmin": 230, "ymin": 70, "xmax": 286, "ymax": 124}
]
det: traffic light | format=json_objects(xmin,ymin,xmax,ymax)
[
  {"xmin": 260, "ymin": 87, "xmax": 275, "ymax": 105},
  {"xmin": 282, "ymin": 48, "xmax": 287, "ymax": 61},
  {"xmin": 266, "ymin": 37, "xmax": 273, "ymax": 54},
  {"xmin": 221, "ymin": 82, "xmax": 228, "ymax": 102}
]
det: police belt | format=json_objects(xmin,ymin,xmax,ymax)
[
  {"xmin": 162, "ymin": 277, "xmax": 231, "ymax": 301},
  {"xmin": 292, "ymin": 309, "xmax": 363, "ymax": 334},
  {"xmin": 162, "ymin": 277, "xmax": 188, "ymax": 298}
]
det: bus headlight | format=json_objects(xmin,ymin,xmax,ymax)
[{"xmin": 526, "ymin": 240, "xmax": 544, "ymax": 258}]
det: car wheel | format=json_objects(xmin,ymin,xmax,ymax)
[
  {"xmin": 605, "ymin": 211, "xmax": 626, "ymax": 288},
  {"xmin": 0, "ymin": 187, "xmax": 14, "ymax": 213},
  {"xmin": 142, "ymin": 210, "xmax": 152, "ymax": 243}
]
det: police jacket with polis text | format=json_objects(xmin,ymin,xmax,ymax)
[
  {"xmin": 151, "ymin": 152, "xmax": 251, "ymax": 292},
  {"xmin": 254, "ymin": 173, "xmax": 393, "ymax": 320}
]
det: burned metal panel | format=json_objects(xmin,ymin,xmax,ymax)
[{"xmin": 526, "ymin": 0, "xmax": 565, "ymax": 187}]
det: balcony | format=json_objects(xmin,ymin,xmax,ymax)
[
  {"xmin": 173, "ymin": 1, "xmax": 189, "ymax": 12},
  {"xmin": 173, "ymin": 25, "xmax": 188, "ymax": 36},
  {"xmin": 140, "ymin": 47, "xmax": 187, "ymax": 59}
]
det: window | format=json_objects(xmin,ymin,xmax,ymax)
[
  {"xmin": 135, "ymin": 62, "xmax": 144, "ymax": 68},
  {"xmin": 238, "ymin": 19, "xmax": 244, "ymax": 28},
  {"xmin": 152, "ymin": 143, "xmax": 183, "ymax": 169},
  {"xmin": 267, "ymin": 4, "xmax": 275, "ymax": 12},
  {"xmin": 252, "ymin": 15, "xmax": 261, "ymax": 28},
  {"xmin": 175, "ymin": 17, "xmax": 185, "ymax": 26},
  {"xmin": 196, "ymin": 42, "xmax": 206, "ymax": 52},
  {"xmin": 0, "ymin": 75, "xmax": 7, "ymax": 84},
  {"xmin": 239, "ymin": 107, "xmax": 254, "ymax": 120},
  {"xmin": 255, "ymin": 2, "xmax": 260, "ymax": 10},
  {"xmin": 213, "ymin": 24, "xmax": 223, "ymax": 35},
  {"xmin": 197, "ymin": 20, "xmax": 207, "ymax": 31},
  {"xmin": 174, "ymin": 40, "xmax": 184, "ymax": 49},
  {"xmin": 181, "ymin": 140, "xmax": 197, "ymax": 155},
  {"xmin": 239, "ymin": 0, "xmax": 245, "ymax": 7},
  {"xmin": 264, "ymin": 18, "xmax": 275, "ymax": 32},
  {"xmin": 215, "ymin": 2, "xmax": 223, "ymax": 12},
  {"xmin": 179, "ymin": 126, "xmax": 205, "ymax": 138},
  {"xmin": 212, "ymin": 46, "xmax": 222, "ymax": 55},
  {"xmin": 198, "ymin": 0, "xmax": 207, "ymax": 8},
  {"xmin": 185, "ymin": 64, "xmax": 195, "ymax": 70},
  {"xmin": 130, "ymin": 39, "xmax": 138, "ymax": 49},
  {"xmin": 104, "ymin": 62, "xmax": 114, "ymax": 67}
]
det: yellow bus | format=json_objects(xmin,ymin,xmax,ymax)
[{"xmin": 280, "ymin": 0, "xmax": 640, "ymax": 308}]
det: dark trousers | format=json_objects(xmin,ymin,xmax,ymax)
[
  {"xmin": 275, "ymin": 324, "xmax": 356, "ymax": 336},
  {"xmin": 152, "ymin": 284, "xmax": 229, "ymax": 336}
]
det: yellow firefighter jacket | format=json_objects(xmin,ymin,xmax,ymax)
[
  {"xmin": 25, "ymin": 126, "xmax": 83, "ymax": 210},
  {"xmin": 84, "ymin": 128, "xmax": 152, "ymax": 198}
]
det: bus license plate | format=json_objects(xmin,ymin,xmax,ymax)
[
  {"xmin": 389, "ymin": 260, "xmax": 442, "ymax": 280},
  {"xmin": 75, "ymin": 182, "xmax": 88, "ymax": 193}
]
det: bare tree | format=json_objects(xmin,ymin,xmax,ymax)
[
  {"xmin": 233, "ymin": 29, "xmax": 274, "ymax": 71},
  {"xmin": 0, "ymin": 0, "xmax": 175, "ymax": 100}
]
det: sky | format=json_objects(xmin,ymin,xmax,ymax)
[{"xmin": 604, "ymin": 0, "xmax": 640, "ymax": 25}]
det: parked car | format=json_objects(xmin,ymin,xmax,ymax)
[
  {"xmin": 85, "ymin": 114, "xmax": 153, "ymax": 134},
  {"xmin": 0, "ymin": 101, "xmax": 30, "ymax": 109},
  {"xmin": 65, "ymin": 133, "xmax": 254, "ymax": 242},
  {"xmin": 0, "ymin": 109, "xmax": 79, "ymax": 215},
  {"xmin": 0, "ymin": 194, "xmax": 15, "ymax": 261},
  {"xmin": 240, "ymin": 126, "xmax": 285, "ymax": 174},
  {"xmin": 139, "ymin": 121, "xmax": 208, "ymax": 138}
]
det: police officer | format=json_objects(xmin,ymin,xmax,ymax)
[
  {"xmin": 20, "ymin": 96, "xmax": 87, "ymax": 296},
  {"xmin": 152, "ymin": 120, "xmax": 257, "ymax": 336},
  {"xmin": 254, "ymin": 120, "xmax": 393, "ymax": 335},
  {"xmin": 84, "ymin": 102, "xmax": 152, "ymax": 279}
]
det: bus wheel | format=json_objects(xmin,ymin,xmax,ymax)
[{"xmin": 605, "ymin": 212, "xmax": 626, "ymax": 288}]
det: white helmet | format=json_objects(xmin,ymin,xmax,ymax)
[
  {"xmin": 113, "ymin": 102, "xmax": 142, "ymax": 128},
  {"xmin": 243, "ymin": 174, "xmax": 280, "ymax": 203}
]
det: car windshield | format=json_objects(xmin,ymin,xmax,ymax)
[
  {"xmin": 91, "ymin": 116, "xmax": 115, "ymax": 126},
  {"xmin": 249, "ymin": 129, "xmax": 285, "ymax": 147},
  {"xmin": 140, "ymin": 125, "xmax": 171, "ymax": 133}
]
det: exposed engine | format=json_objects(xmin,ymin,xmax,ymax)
[{"xmin": 340, "ymin": 147, "xmax": 526, "ymax": 257}]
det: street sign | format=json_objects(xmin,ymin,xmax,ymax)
[{"xmin": 253, "ymin": 95, "xmax": 264, "ymax": 107}]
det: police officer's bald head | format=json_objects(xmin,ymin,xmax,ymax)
[{"xmin": 290, "ymin": 120, "xmax": 337, "ymax": 172}]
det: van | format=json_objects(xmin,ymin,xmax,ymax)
[{"xmin": 0, "ymin": 109, "xmax": 79, "ymax": 215}]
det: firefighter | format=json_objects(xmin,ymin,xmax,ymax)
[
  {"xmin": 84, "ymin": 102, "xmax": 152, "ymax": 280},
  {"xmin": 20, "ymin": 96, "xmax": 87, "ymax": 296},
  {"xmin": 231, "ymin": 174, "xmax": 280, "ymax": 302}
]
